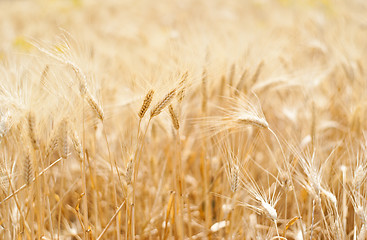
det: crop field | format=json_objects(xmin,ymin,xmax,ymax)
[{"xmin": 0, "ymin": 0, "xmax": 366, "ymax": 239}]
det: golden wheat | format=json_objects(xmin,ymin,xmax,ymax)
[{"xmin": 0, "ymin": 1, "xmax": 366, "ymax": 239}]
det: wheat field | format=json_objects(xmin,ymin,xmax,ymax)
[{"xmin": 0, "ymin": 0, "xmax": 366, "ymax": 239}]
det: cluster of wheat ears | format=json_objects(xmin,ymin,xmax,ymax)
[{"xmin": 0, "ymin": 0, "xmax": 366, "ymax": 239}]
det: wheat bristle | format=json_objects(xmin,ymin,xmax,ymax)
[
  {"xmin": 150, "ymin": 89, "xmax": 176, "ymax": 118},
  {"xmin": 139, "ymin": 89, "xmax": 154, "ymax": 119}
]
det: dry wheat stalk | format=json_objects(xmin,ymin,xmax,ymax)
[
  {"xmin": 139, "ymin": 90, "xmax": 154, "ymax": 119},
  {"xmin": 150, "ymin": 89, "xmax": 176, "ymax": 118}
]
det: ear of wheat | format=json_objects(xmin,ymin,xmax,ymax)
[
  {"xmin": 0, "ymin": 111, "xmax": 11, "ymax": 141},
  {"xmin": 86, "ymin": 93, "xmax": 104, "ymax": 121},
  {"xmin": 23, "ymin": 153, "xmax": 33, "ymax": 186},
  {"xmin": 125, "ymin": 159, "xmax": 133, "ymax": 185},
  {"xmin": 27, "ymin": 111, "xmax": 39, "ymax": 150},
  {"xmin": 71, "ymin": 129, "xmax": 83, "ymax": 160},
  {"xmin": 168, "ymin": 105, "xmax": 179, "ymax": 130},
  {"xmin": 58, "ymin": 119, "xmax": 68, "ymax": 159},
  {"xmin": 236, "ymin": 112, "xmax": 269, "ymax": 129},
  {"xmin": 150, "ymin": 89, "xmax": 176, "ymax": 118},
  {"xmin": 139, "ymin": 90, "xmax": 154, "ymax": 119},
  {"xmin": 177, "ymin": 72, "xmax": 188, "ymax": 103},
  {"xmin": 230, "ymin": 164, "xmax": 239, "ymax": 193}
]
